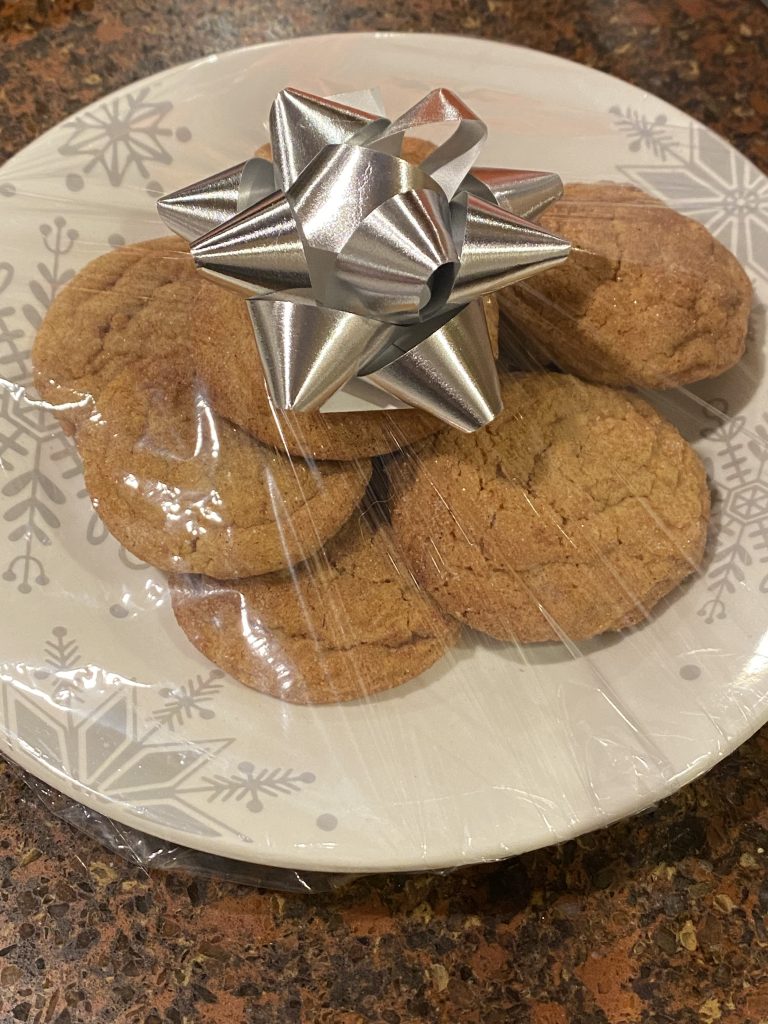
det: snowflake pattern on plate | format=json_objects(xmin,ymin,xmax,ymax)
[
  {"xmin": 0, "ymin": 218, "xmax": 84, "ymax": 593},
  {"xmin": 57, "ymin": 86, "xmax": 191, "ymax": 192},
  {"xmin": 699, "ymin": 404, "xmax": 768, "ymax": 623},
  {"xmin": 195, "ymin": 763, "xmax": 317, "ymax": 814},
  {"xmin": 153, "ymin": 671, "xmax": 226, "ymax": 730},
  {"xmin": 613, "ymin": 109, "xmax": 768, "ymax": 281},
  {"xmin": 32, "ymin": 625, "xmax": 88, "ymax": 705},
  {"xmin": 0, "ymin": 627, "xmax": 319, "ymax": 839},
  {"xmin": 0, "ymin": 263, "xmax": 26, "ymax": 382},
  {"xmin": 609, "ymin": 106, "xmax": 682, "ymax": 162}
]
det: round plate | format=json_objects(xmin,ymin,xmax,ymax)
[{"xmin": 1, "ymin": 34, "xmax": 767, "ymax": 873}]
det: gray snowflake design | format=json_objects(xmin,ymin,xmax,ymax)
[
  {"xmin": 0, "ymin": 263, "xmax": 25, "ymax": 383},
  {"xmin": 1, "ymin": 626, "xmax": 321, "ymax": 840},
  {"xmin": 58, "ymin": 86, "xmax": 191, "ymax": 192},
  {"xmin": 609, "ymin": 106, "xmax": 681, "ymax": 161},
  {"xmin": 3, "ymin": 216, "xmax": 77, "ymax": 384},
  {"xmin": 699, "ymin": 404, "xmax": 768, "ymax": 623},
  {"xmin": 196, "ymin": 763, "xmax": 317, "ymax": 814},
  {"xmin": 31, "ymin": 625, "xmax": 88, "ymax": 705},
  {"xmin": 613, "ymin": 109, "xmax": 768, "ymax": 280},
  {"xmin": 1, "ymin": 218, "xmax": 83, "ymax": 593},
  {"xmin": 153, "ymin": 671, "xmax": 226, "ymax": 730}
]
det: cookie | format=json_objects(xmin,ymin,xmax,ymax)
[
  {"xmin": 195, "ymin": 294, "xmax": 499, "ymax": 461},
  {"xmin": 77, "ymin": 359, "xmax": 371, "ymax": 578},
  {"xmin": 390, "ymin": 372, "xmax": 710, "ymax": 642},
  {"xmin": 498, "ymin": 182, "xmax": 751, "ymax": 388},
  {"xmin": 169, "ymin": 513, "xmax": 460, "ymax": 703},
  {"xmin": 32, "ymin": 236, "xmax": 212, "ymax": 434}
]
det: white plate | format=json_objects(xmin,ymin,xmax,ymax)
[{"xmin": 1, "ymin": 33, "xmax": 767, "ymax": 873}]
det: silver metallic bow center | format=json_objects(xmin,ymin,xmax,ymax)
[
  {"xmin": 157, "ymin": 86, "xmax": 571, "ymax": 431},
  {"xmin": 288, "ymin": 143, "xmax": 458, "ymax": 323}
]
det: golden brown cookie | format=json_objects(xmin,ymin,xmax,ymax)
[
  {"xmin": 390, "ymin": 373, "xmax": 710, "ymax": 643},
  {"xmin": 498, "ymin": 182, "xmax": 751, "ymax": 388},
  {"xmin": 169, "ymin": 513, "xmax": 460, "ymax": 703},
  {"xmin": 77, "ymin": 359, "xmax": 370, "ymax": 578},
  {"xmin": 32, "ymin": 236, "xmax": 214, "ymax": 434}
]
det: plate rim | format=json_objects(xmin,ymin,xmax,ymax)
[{"xmin": 1, "ymin": 31, "xmax": 767, "ymax": 873}]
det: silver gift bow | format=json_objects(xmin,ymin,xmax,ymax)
[{"xmin": 157, "ymin": 88, "xmax": 570, "ymax": 431}]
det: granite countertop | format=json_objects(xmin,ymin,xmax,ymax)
[{"xmin": 1, "ymin": 2, "xmax": 767, "ymax": 1021}]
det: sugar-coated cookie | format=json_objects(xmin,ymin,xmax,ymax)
[
  {"xmin": 498, "ymin": 183, "xmax": 751, "ymax": 388},
  {"xmin": 77, "ymin": 359, "xmax": 370, "ymax": 578},
  {"xmin": 32, "ymin": 237, "xmax": 207, "ymax": 433},
  {"xmin": 169, "ymin": 512, "xmax": 460, "ymax": 703},
  {"xmin": 390, "ymin": 372, "xmax": 710, "ymax": 642}
]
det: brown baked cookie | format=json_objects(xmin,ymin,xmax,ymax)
[
  {"xmin": 195, "ymin": 294, "xmax": 499, "ymax": 461},
  {"xmin": 77, "ymin": 359, "xmax": 370, "ymax": 578},
  {"xmin": 169, "ymin": 513, "xmax": 460, "ymax": 703},
  {"xmin": 390, "ymin": 372, "xmax": 710, "ymax": 643},
  {"xmin": 498, "ymin": 182, "xmax": 751, "ymax": 388},
  {"xmin": 32, "ymin": 236, "xmax": 217, "ymax": 434}
]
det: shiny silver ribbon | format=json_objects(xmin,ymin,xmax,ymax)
[{"xmin": 158, "ymin": 88, "xmax": 570, "ymax": 431}]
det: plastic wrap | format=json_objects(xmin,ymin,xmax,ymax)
[
  {"xmin": 1, "ymin": 35, "xmax": 767, "ymax": 891},
  {"xmin": 10, "ymin": 763, "xmax": 358, "ymax": 892}
]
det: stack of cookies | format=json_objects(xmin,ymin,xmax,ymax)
[{"xmin": 32, "ymin": 180, "xmax": 751, "ymax": 704}]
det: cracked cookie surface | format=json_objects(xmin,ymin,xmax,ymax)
[
  {"xmin": 77, "ymin": 359, "xmax": 371, "ymax": 579},
  {"xmin": 169, "ymin": 512, "xmax": 460, "ymax": 703},
  {"xmin": 498, "ymin": 182, "xmax": 751, "ymax": 388},
  {"xmin": 389, "ymin": 372, "xmax": 710, "ymax": 642},
  {"xmin": 32, "ymin": 236, "xmax": 207, "ymax": 433}
]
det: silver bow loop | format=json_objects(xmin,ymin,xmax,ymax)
[
  {"xmin": 287, "ymin": 143, "xmax": 458, "ymax": 322},
  {"xmin": 377, "ymin": 88, "xmax": 487, "ymax": 200},
  {"xmin": 269, "ymin": 88, "xmax": 391, "ymax": 192},
  {"xmin": 326, "ymin": 185, "xmax": 458, "ymax": 323},
  {"xmin": 158, "ymin": 87, "xmax": 572, "ymax": 431},
  {"xmin": 462, "ymin": 167, "xmax": 565, "ymax": 221},
  {"xmin": 191, "ymin": 191, "xmax": 311, "ymax": 297}
]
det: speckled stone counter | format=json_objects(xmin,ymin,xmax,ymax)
[{"xmin": 1, "ymin": 2, "xmax": 767, "ymax": 1022}]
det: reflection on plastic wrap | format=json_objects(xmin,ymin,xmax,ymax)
[{"xmin": 0, "ymin": 38, "xmax": 767, "ymax": 883}]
